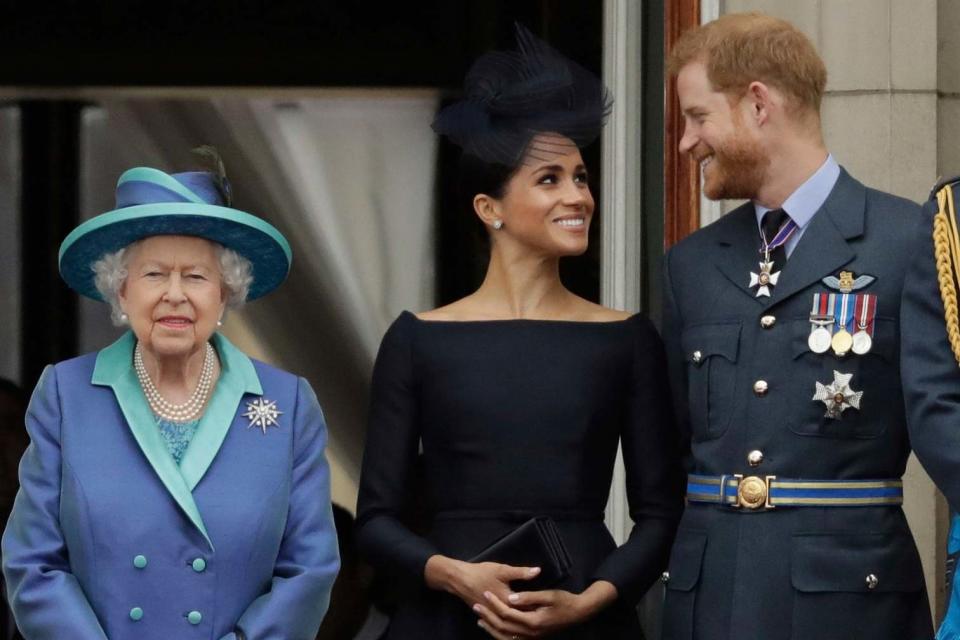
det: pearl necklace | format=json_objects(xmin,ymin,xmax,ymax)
[{"xmin": 134, "ymin": 342, "xmax": 216, "ymax": 422}]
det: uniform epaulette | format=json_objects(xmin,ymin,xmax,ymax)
[{"xmin": 930, "ymin": 176, "xmax": 960, "ymax": 202}]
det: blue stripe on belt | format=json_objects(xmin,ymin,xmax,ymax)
[{"xmin": 687, "ymin": 474, "xmax": 903, "ymax": 509}]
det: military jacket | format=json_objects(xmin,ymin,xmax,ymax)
[
  {"xmin": 661, "ymin": 169, "xmax": 932, "ymax": 640},
  {"xmin": 902, "ymin": 177, "xmax": 960, "ymax": 640}
]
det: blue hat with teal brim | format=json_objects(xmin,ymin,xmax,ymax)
[{"xmin": 59, "ymin": 167, "xmax": 292, "ymax": 302}]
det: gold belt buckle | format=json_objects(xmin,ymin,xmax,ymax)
[{"xmin": 734, "ymin": 474, "xmax": 776, "ymax": 509}]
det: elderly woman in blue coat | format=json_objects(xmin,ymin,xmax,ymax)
[{"xmin": 2, "ymin": 163, "xmax": 340, "ymax": 639}]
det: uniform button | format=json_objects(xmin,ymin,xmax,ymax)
[
  {"xmin": 661, "ymin": 571, "xmax": 670, "ymax": 583},
  {"xmin": 747, "ymin": 450, "xmax": 764, "ymax": 467},
  {"xmin": 760, "ymin": 315, "xmax": 776, "ymax": 329},
  {"xmin": 753, "ymin": 380, "xmax": 769, "ymax": 396},
  {"xmin": 692, "ymin": 350, "xmax": 703, "ymax": 364},
  {"xmin": 865, "ymin": 574, "xmax": 879, "ymax": 590},
  {"xmin": 129, "ymin": 607, "xmax": 143, "ymax": 621},
  {"xmin": 133, "ymin": 555, "xmax": 147, "ymax": 569},
  {"xmin": 187, "ymin": 610, "xmax": 202, "ymax": 625},
  {"xmin": 192, "ymin": 558, "xmax": 207, "ymax": 573}
]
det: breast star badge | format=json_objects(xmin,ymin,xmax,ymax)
[
  {"xmin": 749, "ymin": 259, "xmax": 781, "ymax": 297},
  {"xmin": 813, "ymin": 371, "xmax": 863, "ymax": 419},
  {"xmin": 243, "ymin": 398, "xmax": 283, "ymax": 434}
]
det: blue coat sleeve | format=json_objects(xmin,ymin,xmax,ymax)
[
  {"xmin": 230, "ymin": 377, "xmax": 340, "ymax": 640},
  {"xmin": 1, "ymin": 365, "xmax": 109, "ymax": 639}
]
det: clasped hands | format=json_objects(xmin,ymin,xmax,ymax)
[{"xmin": 424, "ymin": 555, "xmax": 617, "ymax": 639}]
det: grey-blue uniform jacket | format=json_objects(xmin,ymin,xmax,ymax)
[{"xmin": 661, "ymin": 168, "xmax": 933, "ymax": 640}]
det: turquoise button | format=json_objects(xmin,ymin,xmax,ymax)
[
  {"xmin": 129, "ymin": 607, "xmax": 143, "ymax": 621},
  {"xmin": 187, "ymin": 610, "xmax": 202, "ymax": 625},
  {"xmin": 191, "ymin": 558, "xmax": 206, "ymax": 573},
  {"xmin": 133, "ymin": 555, "xmax": 147, "ymax": 569}
]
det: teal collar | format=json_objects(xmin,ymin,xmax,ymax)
[{"xmin": 92, "ymin": 331, "xmax": 263, "ymax": 549}]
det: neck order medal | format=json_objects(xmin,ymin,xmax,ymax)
[
  {"xmin": 750, "ymin": 213, "xmax": 797, "ymax": 298},
  {"xmin": 749, "ymin": 259, "xmax": 781, "ymax": 298}
]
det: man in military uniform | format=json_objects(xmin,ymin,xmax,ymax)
[
  {"xmin": 902, "ymin": 178, "xmax": 960, "ymax": 640},
  {"xmin": 661, "ymin": 13, "xmax": 932, "ymax": 640}
]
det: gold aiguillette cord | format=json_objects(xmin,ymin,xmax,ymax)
[{"xmin": 933, "ymin": 183, "xmax": 960, "ymax": 365}]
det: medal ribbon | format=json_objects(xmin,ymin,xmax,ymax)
[
  {"xmin": 855, "ymin": 293, "xmax": 878, "ymax": 336},
  {"xmin": 814, "ymin": 292, "xmax": 829, "ymax": 318},
  {"xmin": 759, "ymin": 217, "xmax": 800, "ymax": 255},
  {"xmin": 834, "ymin": 293, "xmax": 855, "ymax": 334},
  {"xmin": 811, "ymin": 293, "xmax": 831, "ymax": 324},
  {"xmin": 827, "ymin": 293, "xmax": 837, "ymax": 327},
  {"xmin": 809, "ymin": 293, "xmax": 833, "ymax": 350}
]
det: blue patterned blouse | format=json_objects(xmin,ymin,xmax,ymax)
[
  {"xmin": 940, "ymin": 512, "xmax": 960, "ymax": 639},
  {"xmin": 154, "ymin": 415, "xmax": 201, "ymax": 465}
]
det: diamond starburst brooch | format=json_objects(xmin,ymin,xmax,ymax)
[{"xmin": 243, "ymin": 398, "xmax": 283, "ymax": 434}]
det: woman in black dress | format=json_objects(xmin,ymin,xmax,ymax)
[{"xmin": 356, "ymin": 26, "xmax": 683, "ymax": 639}]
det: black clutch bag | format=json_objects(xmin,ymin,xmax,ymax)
[{"xmin": 469, "ymin": 517, "xmax": 573, "ymax": 591}]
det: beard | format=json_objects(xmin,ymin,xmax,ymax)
[{"xmin": 697, "ymin": 127, "xmax": 769, "ymax": 201}]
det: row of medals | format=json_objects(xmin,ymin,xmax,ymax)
[{"xmin": 808, "ymin": 314, "xmax": 872, "ymax": 356}]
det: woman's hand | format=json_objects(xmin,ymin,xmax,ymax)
[
  {"xmin": 473, "ymin": 580, "xmax": 618, "ymax": 638},
  {"xmin": 424, "ymin": 555, "xmax": 542, "ymax": 611}
]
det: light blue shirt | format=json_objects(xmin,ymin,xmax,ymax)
[{"xmin": 754, "ymin": 154, "xmax": 840, "ymax": 257}]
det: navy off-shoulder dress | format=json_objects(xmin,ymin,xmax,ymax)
[{"xmin": 356, "ymin": 311, "xmax": 683, "ymax": 639}]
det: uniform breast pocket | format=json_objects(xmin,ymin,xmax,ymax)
[
  {"xmin": 681, "ymin": 322, "xmax": 741, "ymax": 441},
  {"xmin": 787, "ymin": 317, "xmax": 897, "ymax": 439},
  {"xmin": 789, "ymin": 532, "xmax": 927, "ymax": 640}
]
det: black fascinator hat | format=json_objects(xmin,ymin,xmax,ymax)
[{"xmin": 432, "ymin": 24, "xmax": 613, "ymax": 167}]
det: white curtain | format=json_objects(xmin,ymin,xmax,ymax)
[
  {"xmin": 78, "ymin": 92, "xmax": 440, "ymax": 506},
  {"xmin": 242, "ymin": 95, "xmax": 436, "ymax": 353}
]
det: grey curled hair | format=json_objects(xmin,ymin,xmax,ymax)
[{"xmin": 91, "ymin": 239, "xmax": 254, "ymax": 326}]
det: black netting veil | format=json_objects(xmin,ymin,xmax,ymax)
[{"xmin": 432, "ymin": 23, "xmax": 613, "ymax": 167}]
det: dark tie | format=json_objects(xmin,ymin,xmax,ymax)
[{"xmin": 760, "ymin": 208, "xmax": 790, "ymax": 268}]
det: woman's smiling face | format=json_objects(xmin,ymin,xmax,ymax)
[
  {"xmin": 119, "ymin": 235, "xmax": 226, "ymax": 359},
  {"xmin": 493, "ymin": 133, "xmax": 595, "ymax": 257}
]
